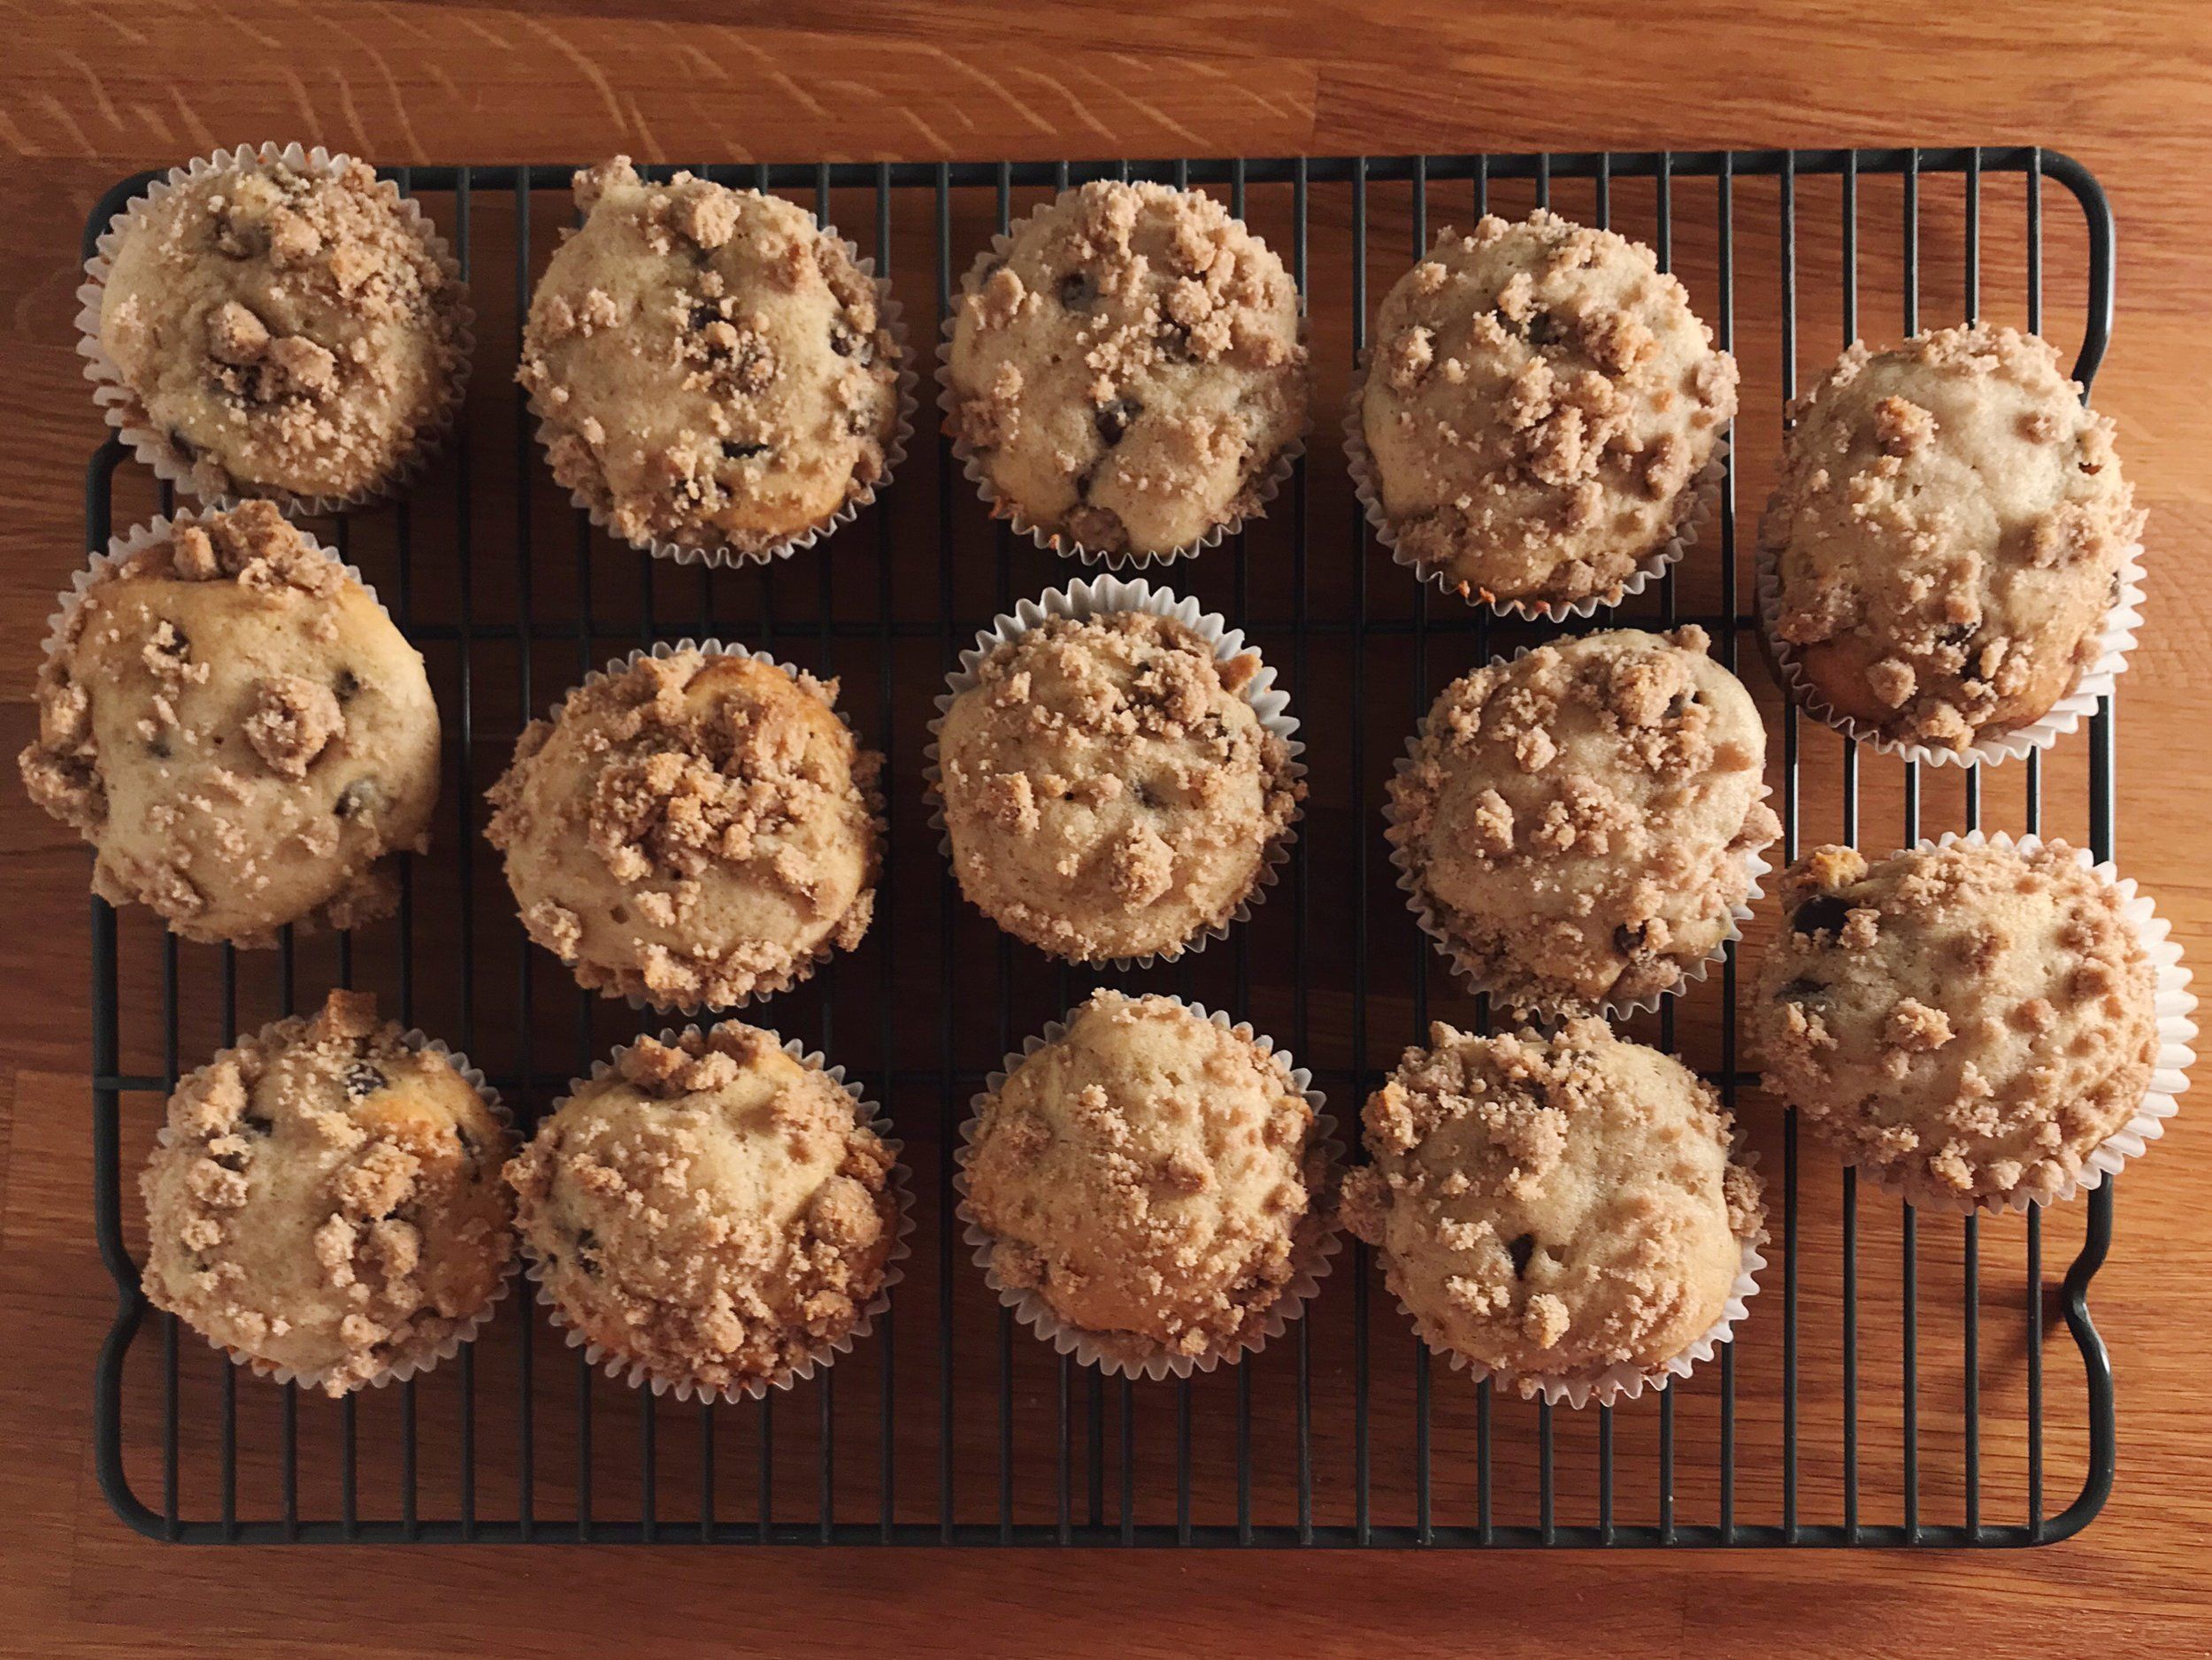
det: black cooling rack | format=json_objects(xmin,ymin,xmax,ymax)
[{"xmin": 85, "ymin": 147, "xmax": 2120, "ymax": 1547}]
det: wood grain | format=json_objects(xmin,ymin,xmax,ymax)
[{"xmin": 6, "ymin": 4, "xmax": 2212, "ymax": 1656}]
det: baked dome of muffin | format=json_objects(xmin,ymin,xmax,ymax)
[
  {"xmin": 1760, "ymin": 325, "xmax": 2140, "ymax": 752},
  {"xmin": 943, "ymin": 181, "xmax": 1306, "ymax": 558},
  {"xmin": 1358, "ymin": 211, "xmax": 1736, "ymax": 608},
  {"xmin": 19, "ymin": 503, "xmax": 441, "ymax": 946},
  {"xmin": 961, "ymin": 992, "xmax": 1332, "ymax": 1367},
  {"xmin": 1752, "ymin": 840, "xmax": 2160, "ymax": 1207},
  {"xmin": 94, "ymin": 150, "xmax": 468, "ymax": 505},
  {"xmin": 487, "ymin": 648, "xmax": 881, "ymax": 1010},
  {"xmin": 139, "ymin": 989, "xmax": 513, "ymax": 1395},
  {"xmin": 933, "ymin": 610, "xmax": 1300, "ymax": 964},
  {"xmin": 1387, "ymin": 626, "xmax": 1778, "ymax": 1013},
  {"xmin": 519, "ymin": 158, "xmax": 902, "ymax": 557},
  {"xmin": 506, "ymin": 1023, "xmax": 901, "ymax": 1395},
  {"xmin": 1342, "ymin": 1018, "xmax": 1763, "ymax": 1396}
]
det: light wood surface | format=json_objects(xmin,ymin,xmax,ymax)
[{"xmin": 6, "ymin": 4, "xmax": 2212, "ymax": 1656}]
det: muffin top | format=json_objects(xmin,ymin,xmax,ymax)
[
  {"xmin": 1359, "ymin": 211, "xmax": 1737, "ymax": 607},
  {"xmin": 139, "ymin": 989, "xmax": 514, "ymax": 1395},
  {"xmin": 1761, "ymin": 326, "xmax": 2140, "ymax": 752},
  {"xmin": 96, "ymin": 153, "xmax": 467, "ymax": 504},
  {"xmin": 945, "ymin": 181, "xmax": 1306, "ymax": 557},
  {"xmin": 1387, "ymin": 626, "xmax": 1778, "ymax": 1013},
  {"xmin": 962, "ymin": 992, "xmax": 1331, "ymax": 1364},
  {"xmin": 1341, "ymin": 1019, "xmax": 1762, "ymax": 1394},
  {"xmin": 506, "ymin": 1023, "xmax": 900, "ymax": 1394},
  {"xmin": 19, "ymin": 503, "xmax": 441, "ymax": 947},
  {"xmin": 518, "ymin": 158, "xmax": 902, "ymax": 556},
  {"xmin": 934, "ymin": 611, "xmax": 1301, "ymax": 964},
  {"xmin": 487, "ymin": 649, "xmax": 881, "ymax": 1010},
  {"xmin": 1753, "ymin": 840, "xmax": 2159, "ymax": 1207}
]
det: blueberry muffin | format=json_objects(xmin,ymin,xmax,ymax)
[
  {"xmin": 943, "ymin": 181, "xmax": 1306, "ymax": 558},
  {"xmin": 1753, "ymin": 840, "xmax": 2162, "ymax": 1207},
  {"xmin": 487, "ymin": 649, "xmax": 881, "ymax": 1009},
  {"xmin": 519, "ymin": 158, "xmax": 902, "ymax": 557},
  {"xmin": 933, "ymin": 610, "xmax": 1301, "ymax": 963},
  {"xmin": 1761, "ymin": 326, "xmax": 2142, "ymax": 752},
  {"xmin": 1358, "ymin": 211, "xmax": 1737, "ymax": 608},
  {"xmin": 93, "ymin": 150, "xmax": 468, "ymax": 504},
  {"xmin": 1342, "ymin": 1019, "xmax": 1763, "ymax": 1397},
  {"xmin": 139, "ymin": 989, "xmax": 514, "ymax": 1395},
  {"xmin": 1387, "ymin": 626, "xmax": 1778, "ymax": 1013},
  {"xmin": 19, "ymin": 503, "xmax": 441, "ymax": 946},
  {"xmin": 961, "ymin": 992, "xmax": 1333, "ymax": 1368},
  {"xmin": 507, "ymin": 1023, "xmax": 901, "ymax": 1395}
]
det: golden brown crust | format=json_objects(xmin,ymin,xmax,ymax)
[
  {"xmin": 962, "ymin": 992, "xmax": 1333, "ymax": 1364},
  {"xmin": 1761, "ymin": 326, "xmax": 2141, "ymax": 750},
  {"xmin": 504, "ymin": 1023, "xmax": 900, "ymax": 1394},
  {"xmin": 945, "ymin": 181, "xmax": 1307, "ymax": 556},
  {"xmin": 138, "ymin": 990, "xmax": 515, "ymax": 1395},
  {"xmin": 96, "ymin": 155, "xmax": 468, "ymax": 504},
  {"xmin": 486, "ymin": 649, "xmax": 882, "ymax": 1009},
  {"xmin": 1341, "ymin": 1019, "xmax": 1762, "ymax": 1394},
  {"xmin": 19, "ymin": 503, "xmax": 440, "ymax": 946},
  {"xmin": 933, "ymin": 611, "xmax": 1301, "ymax": 964},
  {"xmin": 518, "ymin": 158, "xmax": 902, "ymax": 554},
  {"xmin": 1388, "ymin": 626, "xmax": 1778, "ymax": 1013},
  {"xmin": 1360, "ymin": 211, "xmax": 1737, "ymax": 606},
  {"xmin": 1751, "ymin": 840, "xmax": 2159, "ymax": 1205}
]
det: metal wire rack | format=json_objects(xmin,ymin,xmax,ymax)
[{"xmin": 86, "ymin": 146, "xmax": 2119, "ymax": 1547}]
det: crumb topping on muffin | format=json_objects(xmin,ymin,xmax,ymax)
[
  {"xmin": 518, "ymin": 158, "xmax": 902, "ymax": 555},
  {"xmin": 1761, "ymin": 325, "xmax": 2142, "ymax": 751},
  {"xmin": 96, "ymin": 154, "xmax": 468, "ymax": 503},
  {"xmin": 506, "ymin": 1022, "xmax": 899, "ymax": 1394},
  {"xmin": 1753, "ymin": 840, "xmax": 2159, "ymax": 1204},
  {"xmin": 487, "ymin": 649, "xmax": 881, "ymax": 1009},
  {"xmin": 20, "ymin": 503, "xmax": 440, "ymax": 946},
  {"xmin": 1341, "ymin": 1018, "xmax": 1761, "ymax": 1394},
  {"xmin": 933, "ymin": 611, "xmax": 1301, "ymax": 963},
  {"xmin": 1359, "ymin": 211, "xmax": 1736, "ymax": 605},
  {"xmin": 139, "ymin": 989, "xmax": 514, "ymax": 1395},
  {"xmin": 945, "ymin": 181, "xmax": 1307, "ymax": 556}
]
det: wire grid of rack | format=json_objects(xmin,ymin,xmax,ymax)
[{"xmin": 87, "ymin": 146, "xmax": 2119, "ymax": 1547}]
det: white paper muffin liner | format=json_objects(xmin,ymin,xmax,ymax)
[
  {"xmin": 1344, "ymin": 353, "xmax": 1726, "ymax": 621},
  {"xmin": 528, "ymin": 207, "xmax": 915, "ymax": 569},
  {"xmin": 1382, "ymin": 636, "xmax": 1775, "ymax": 1020},
  {"xmin": 77, "ymin": 142, "xmax": 476, "ymax": 517},
  {"xmin": 519, "ymin": 1026, "xmax": 913, "ymax": 1403},
  {"xmin": 936, "ymin": 192, "xmax": 1309, "ymax": 570},
  {"xmin": 1826, "ymin": 830, "xmax": 2195, "ymax": 1217},
  {"xmin": 953, "ymin": 995, "xmax": 1341, "ymax": 1381},
  {"xmin": 923, "ymin": 575, "xmax": 1305, "ymax": 970},
  {"xmin": 1754, "ymin": 536, "xmax": 2147, "ymax": 768},
  {"xmin": 150, "ymin": 1025, "xmax": 518, "ymax": 1395},
  {"xmin": 518, "ymin": 637, "xmax": 887, "ymax": 1016}
]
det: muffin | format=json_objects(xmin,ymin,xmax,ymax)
[
  {"xmin": 518, "ymin": 157, "xmax": 903, "ymax": 558},
  {"xmin": 1753, "ymin": 839, "xmax": 2162, "ymax": 1209},
  {"xmin": 139, "ymin": 989, "xmax": 514, "ymax": 1395},
  {"xmin": 1341, "ymin": 1019, "xmax": 1763, "ymax": 1400},
  {"xmin": 959, "ymin": 992, "xmax": 1333, "ymax": 1370},
  {"xmin": 1386, "ymin": 626, "xmax": 1778, "ymax": 1013},
  {"xmin": 942, "ymin": 181, "xmax": 1306, "ymax": 559},
  {"xmin": 933, "ymin": 609, "xmax": 1301, "ymax": 964},
  {"xmin": 486, "ymin": 648, "xmax": 881, "ymax": 1010},
  {"xmin": 90, "ymin": 148, "xmax": 468, "ymax": 505},
  {"xmin": 19, "ymin": 503, "xmax": 441, "ymax": 946},
  {"xmin": 506, "ymin": 1023, "xmax": 901, "ymax": 1397},
  {"xmin": 1760, "ymin": 326, "xmax": 2142, "ymax": 754},
  {"xmin": 1356, "ymin": 211, "xmax": 1737, "ymax": 609}
]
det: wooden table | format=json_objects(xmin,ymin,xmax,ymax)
[{"xmin": 5, "ymin": 4, "xmax": 2210, "ymax": 1654}]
